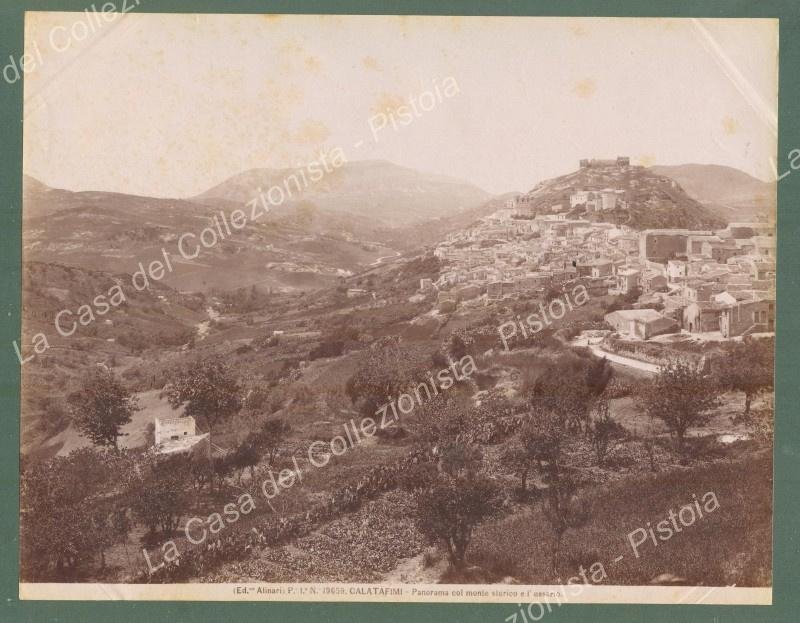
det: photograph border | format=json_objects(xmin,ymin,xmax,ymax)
[{"xmin": 2, "ymin": 1, "xmax": 798, "ymax": 621}]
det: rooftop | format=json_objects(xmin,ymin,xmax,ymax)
[
  {"xmin": 606, "ymin": 308, "xmax": 665, "ymax": 322},
  {"xmin": 157, "ymin": 432, "xmax": 210, "ymax": 456}
]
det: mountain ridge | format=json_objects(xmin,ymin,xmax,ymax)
[
  {"xmin": 21, "ymin": 161, "xmax": 493, "ymax": 294},
  {"xmin": 194, "ymin": 159, "xmax": 493, "ymax": 228},
  {"xmin": 649, "ymin": 163, "xmax": 775, "ymax": 222}
]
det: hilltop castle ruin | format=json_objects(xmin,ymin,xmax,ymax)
[{"xmin": 579, "ymin": 156, "xmax": 630, "ymax": 168}]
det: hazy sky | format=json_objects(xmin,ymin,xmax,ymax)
[{"xmin": 23, "ymin": 14, "xmax": 778, "ymax": 197}]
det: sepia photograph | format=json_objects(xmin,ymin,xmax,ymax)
[{"xmin": 16, "ymin": 12, "xmax": 777, "ymax": 605}]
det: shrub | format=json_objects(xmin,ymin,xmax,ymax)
[
  {"xmin": 470, "ymin": 549, "xmax": 521, "ymax": 579},
  {"xmin": 603, "ymin": 377, "xmax": 635, "ymax": 398},
  {"xmin": 588, "ymin": 399, "xmax": 625, "ymax": 465},
  {"xmin": 439, "ymin": 300, "xmax": 456, "ymax": 314},
  {"xmin": 422, "ymin": 547, "xmax": 442, "ymax": 568},
  {"xmin": 246, "ymin": 386, "xmax": 270, "ymax": 411},
  {"xmin": 36, "ymin": 396, "xmax": 70, "ymax": 435},
  {"xmin": 308, "ymin": 340, "xmax": 344, "ymax": 360},
  {"xmin": 129, "ymin": 455, "xmax": 193, "ymax": 537},
  {"xmin": 542, "ymin": 477, "xmax": 591, "ymax": 575}
]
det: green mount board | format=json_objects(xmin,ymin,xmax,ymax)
[{"xmin": 1, "ymin": 1, "xmax": 798, "ymax": 621}]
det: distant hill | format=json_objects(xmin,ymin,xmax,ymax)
[
  {"xmin": 22, "ymin": 176, "xmax": 399, "ymax": 293},
  {"xmin": 650, "ymin": 164, "xmax": 775, "ymax": 223},
  {"xmin": 516, "ymin": 162, "xmax": 726, "ymax": 230},
  {"xmin": 195, "ymin": 160, "xmax": 493, "ymax": 228},
  {"xmin": 381, "ymin": 192, "xmax": 521, "ymax": 251},
  {"xmin": 23, "ymin": 161, "xmax": 491, "ymax": 292}
]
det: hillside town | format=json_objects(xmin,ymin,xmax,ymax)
[{"xmin": 431, "ymin": 159, "xmax": 775, "ymax": 343}]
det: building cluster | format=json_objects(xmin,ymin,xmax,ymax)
[
  {"xmin": 626, "ymin": 225, "xmax": 775, "ymax": 339},
  {"xmin": 430, "ymin": 203, "xmax": 775, "ymax": 341},
  {"xmin": 569, "ymin": 188, "xmax": 625, "ymax": 212}
]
